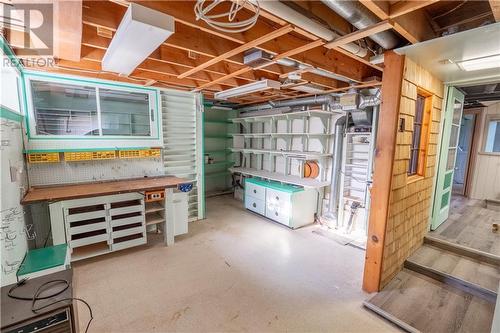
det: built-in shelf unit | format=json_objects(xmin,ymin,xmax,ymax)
[
  {"xmin": 204, "ymin": 106, "xmax": 238, "ymax": 197},
  {"xmin": 229, "ymin": 109, "xmax": 336, "ymax": 189}
]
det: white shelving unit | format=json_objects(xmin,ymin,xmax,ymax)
[
  {"xmin": 161, "ymin": 91, "xmax": 203, "ymax": 221},
  {"xmin": 230, "ymin": 109, "xmax": 338, "ymax": 189},
  {"xmin": 338, "ymin": 129, "xmax": 375, "ymax": 237}
]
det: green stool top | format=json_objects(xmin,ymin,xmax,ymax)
[{"xmin": 17, "ymin": 244, "xmax": 68, "ymax": 276}]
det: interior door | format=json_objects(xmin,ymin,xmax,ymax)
[
  {"xmin": 452, "ymin": 113, "xmax": 475, "ymax": 195},
  {"xmin": 431, "ymin": 87, "xmax": 465, "ymax": 230}
]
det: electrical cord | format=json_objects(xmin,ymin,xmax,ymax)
[
  {"xmin": 8, "ymin": 278, "xmax": 93, "ymax": 333},
  {"xmin": 194, "ymin": 0, "xmax": 260, "ymax": 33}
]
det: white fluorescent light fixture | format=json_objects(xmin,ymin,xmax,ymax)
[
  {"xmin": 456, "ymin": 54, "xmax": 500, "ymax": 72},
  {"xmin": 215, "ymin": 80, "xmax": 281, "ymax": 100},
  {"xmin": 102, "ymin": 3, "xmax": 175, "ymax": 75}
]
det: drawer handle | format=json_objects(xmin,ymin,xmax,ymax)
[
  {"xmin": 253, "ymin": 189, "xmax": 257, "ymax": 194},
  {"xmin": 275, "ymin": 212, "xmax": 279, "ymax": 216},
  {"xmin": 275, "ymin": 196, "xmax": 279, "ymax": 201},
  {"xmin": 252, "ymin": 203, "xmax": 256, "ymax": 208}
]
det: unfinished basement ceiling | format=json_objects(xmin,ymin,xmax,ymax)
[
  {"xmin": 4, "ymin": 0, "xmax": 500, "ymax": 105},
  {"xmin": 460, "ymin": 82, "xmax": 500, "ymax": 108}
]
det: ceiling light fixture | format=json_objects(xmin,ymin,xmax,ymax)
[
  {"xmin": 102, "ymin": 3, "xmax": 175, "ymax": 75},
  {"xmin": 455, "ymin": 54, "xmax": 500, "ymax": 72},
  {"xmin": 214, "ymin": 79, "xmax": 281, "ymax": 100}
]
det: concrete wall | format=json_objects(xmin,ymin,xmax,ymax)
[
  {"xmin": 470, "ymin": 101, "xmax": 500, "ymax": 200},
  {"xmin": 380, "ymin": 57, "xmax": 444, "ymax": 288}
]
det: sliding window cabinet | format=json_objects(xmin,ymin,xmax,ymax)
[{"xmin": 23, "ymin": 71, "xmax": 162, "ymax": 150}]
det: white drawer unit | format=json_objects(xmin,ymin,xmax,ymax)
[
  {"xmin": 50, "ymin": 192, "xmax": 147, "ymax": 261},
  {"xmin": 244, "ymin": 178, "xmax": 317, "ymax": 229},
  {"xmin": 245, "ymin": 181, "xmax": 266, "ymax": 201},
  {"xmin": 245, "ymin": 196, "xmax": 266, "ymax": 215}
]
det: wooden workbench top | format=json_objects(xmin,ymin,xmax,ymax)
[{"xmin": 21, "ymin": 176, "xmax": 190, "ymax": 204}]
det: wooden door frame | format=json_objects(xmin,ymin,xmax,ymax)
[
  {"xmin": 462, "ymin": 108, "xmax": 483, "ymax": 198},
  {"xmin": 362, "ymin": 51, "xmax": 405, "ymax": 293}
]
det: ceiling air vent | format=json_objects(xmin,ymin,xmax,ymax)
[{"xmin": 243, "ymin": 49, "xmax": 273, "ymax": 68}]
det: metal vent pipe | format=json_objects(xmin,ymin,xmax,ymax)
[
  {"xmin": 320, "ymin": 0, "xmax": 400, "ymax": 50},
  {"xmin": 268, "ymin": 94, "xmax": 341, "ymax": 109},
  {"xmin": 251, "ymin": 0, "xmax": 368, "ymax": 57}
]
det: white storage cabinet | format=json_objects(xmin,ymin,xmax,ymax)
[
  {"xmin": 244, "ymin": 178, "xmax": 317, "ymax": 229},
  {"xmin": 50, "ymin": 192, "xmax": 147, "ymax": 261}
]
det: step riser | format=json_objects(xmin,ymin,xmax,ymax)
[
  {"xmin": 424, "ymin": 236, "xmax": 500, "ymax": 266},
  {"xmin": 404, "ymin": 260, "xmax": 497, "ymax": 303},
  {"xmin": 363, "ymin": 301, "xmax": 421, "ymax": 333}
]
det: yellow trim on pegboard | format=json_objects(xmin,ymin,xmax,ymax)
[
  {"xmin": 64, "ymin": 151, "xmax": 116, "ymax": 162},
  {"xmin": 27, "ymin": 153, "xmax": 60, "ymax": 163},
  {"xmin": 119, "ymin": 149, "xmax": 161, "ymax": 159}
]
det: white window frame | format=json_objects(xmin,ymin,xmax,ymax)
[
  {"xmin": 23, "ymin": 71, "xmax": 162, "ymax": 150},
  {"xmin": 482, "ymin": 116, "xmax": 500, "ymax": 154}
]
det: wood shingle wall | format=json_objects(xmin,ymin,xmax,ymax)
[{"xmin": 379, "ymin": 57, "xmax": 444, "ymax": 288}]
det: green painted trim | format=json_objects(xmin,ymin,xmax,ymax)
[
  {"xmin": 24, "ymin": 70, "xmax": 157, "ymax": 92},
  {"xmin": 246, "ymin": 177, "xmax": 304, "ymax": 193},
  {"xmin": 0, "ymin": 106, "xmax": 24, "ymax": 122},
  {"xmin": 23, "ymin": 71, "xmax": 161, "ymax": 141},
  {"xmin": 0, "ymin": 35, "xmax": 24, "ymax": 73},
  {"xmin": 200, "ymin": 95, "xmax": 206, "ymax": 219},
  {"xmin": 23, "ymin": 147, "xmax": 155, "ymax": 153}
]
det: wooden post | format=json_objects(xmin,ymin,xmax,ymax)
[{"xmin": 362, "ymin": 51, "xmax": 405, "ymax": 293}]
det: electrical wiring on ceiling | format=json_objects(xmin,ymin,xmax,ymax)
[{"xmin": 194, "ymin": 0, "xmax": 260, "ymax": 33}]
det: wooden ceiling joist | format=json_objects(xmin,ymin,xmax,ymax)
[
  {"xmin": 358, "ymin": 0, "xmax": 436, "ymax": 43},
  {"xmin": 324, "ymin": 20, "xmax": 393, "ymax": 49},
  {"xmin": 490, "ymin": 0, "xmax": 500, "ymax": 22},
  {"xmin": 84, "ymin": 0, "xmax": 377, "ymax": 82},
  {"xmin": 177, "ymin": 24, "xmax": 294, "ymax": 79},
  {"xmin": 389, "ymin": 0, "xmax": 440, "ymax": 19},
  {"xmin": 53, "ymin": 0, "xmax": 82, "ymax": 61}
]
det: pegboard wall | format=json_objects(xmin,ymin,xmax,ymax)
[
  {"xmin": 27, "ymin": 157, "xmax": 165, "ymax": 186},
  {"xmin": 1, "ymin": 117, "xmax": 30, "ymax": 286}
]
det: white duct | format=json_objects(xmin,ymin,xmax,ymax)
[
  {"xmin": 276, "ymin": 58, "xmax": 351, "ymax": 83},
  {"xmin": 251, "ymin": 0, "xmax": 368, "ymax": 57},
  {"xmin": 321, "ymin": 0, "xmax": 400, "ymax": 50}
]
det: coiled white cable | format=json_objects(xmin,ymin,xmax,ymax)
[{"xmin": 194, "ymin": 0, "xmax": 260, "ymax": 33}]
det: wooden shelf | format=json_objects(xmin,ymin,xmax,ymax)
[
  {"xmin": 146, "ymin": 212, "xmax": 165, "ymax": 226},
  {"xmin": 231, "ymin": 110, "xmax": 334, "ymax": 123},
  {"xmin": 145, "ymin": 202, "xmax": 164, "ymax": 214},
  {"xmin": 229, "ymin": 167, "xmax": 330, "ymax": 188},
  {"xmin": 230, "ymin": 148, "xmax": 332, "ymax": 159}
]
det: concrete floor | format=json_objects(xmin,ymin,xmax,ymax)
[{"xmin": 73, "ymin": 195, "xmax": 399, "ymax": 332}]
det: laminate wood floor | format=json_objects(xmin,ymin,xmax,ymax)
[
  {"xmin": 407, "ymin": 243, "xmax": 500, "ymax": 292},
  {"xmin": 430, "ymin": 195, "xmax": 500, "ymax": 256},
  {"xmin": 367, "ymin": 269, "xmax": 495, "ymax": 333}
]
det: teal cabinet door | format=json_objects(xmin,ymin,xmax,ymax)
[{"xmin": 431, "ymin": 87, "xmax": 465, "ymax": 230}]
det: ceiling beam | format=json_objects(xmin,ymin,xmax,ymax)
[
  {"xmin": 81, "ymin": 14, "xmax": 345, "ymax": 90},
  {"xmin": 359, "ymin": 1, "xmax": 436, "ymax": 43},
  {"xmin": 193, "ymin": 38, "xmax": 344, "ymax": 92},
  {"xmin": 99, "ymin": 0, "xmax": 377, "ymax": 81},
  {"xmin": 53, "ymin": 0, "xmax": 82, "ymax": 61},
  {"xmin": 324, "ymin": 20, "xmax": 393, "ymax": 49},
  {"xmin": 177, "ymin": 24, "xmax": 293, "ymax": 79},
  {"xmin": 358, "ymin": 0, "xmax": 390, "ymax": 20},
  {"xmin": 389, "ymin": 1, "xmax": 439, "ymax": 19},
  {"xmin": 490, "ymin": 0, "xmax": 500, "ymax": 22}
]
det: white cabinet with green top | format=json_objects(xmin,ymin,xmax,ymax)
[{"xmin": 244, "ymin": 178, "xmax": 317, "ymax": 229}]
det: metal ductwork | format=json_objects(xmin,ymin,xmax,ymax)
[
  {"xmin": 320, "ymin": 0, "xmax": 400, "ymax": 50},
  {"xmin": 276, "ymin": 58, "xmax": 351, "ymax": 83},
  {"xmin": 323, "ymin": 115, "xmax": 346, "ymax": 223},
  {"xmin": 268, "ymin": 94, "xmax": 340, "ymax": 109},
  {"xmin": 251, "ymin": 0, "xmax": 368, "ymax": 57}
]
